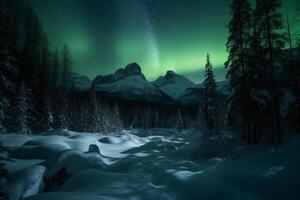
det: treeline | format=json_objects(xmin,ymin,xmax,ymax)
[
  {"xmin": 223, "ymin": 0, "xmax": 300, "ymax": 143},
  {"xmin": 0, "ymin": 0, "xmax": 190, "ymax": 133},
  {"xmin": 0, "ymin": 0, "xmax": 72, "ymax": 133}
]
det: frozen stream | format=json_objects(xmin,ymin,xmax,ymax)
[{"xmin": 1, "ymin": 129, "xmax": 300, "ymax": 200}]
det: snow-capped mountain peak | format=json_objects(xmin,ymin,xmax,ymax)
[
  {"xmin": 92, "ymin": 63, "xmax": 174, "ymax": 104},
  {"xmin": 153, "ymin": 70, "xmax": 197, "ymax": 101},
  {"xmin": 115, "ymin": 63, "xmax": 144, "ymax": 80}
]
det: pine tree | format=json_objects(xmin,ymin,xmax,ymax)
[
  {"xmin": 175, "ymin": 108, "xmax": 183, "ymax": 130},
  {"xmin": 40, "ymin": 97, "xmax": 53, "ymax": 131},
  {"xmin": 101, "ymin": 101, "xmax": 111, "ymax": 133},
  {"xmin": 87, "ymin": 90, "xmax": 102, "ymax": 132},
  {"xmin": 12, "ymin": 82, "xmax": 32, "ymax": 134},
  {"xmin": 61, "ymin": 45, "xmax": 72, "ymax": 91},
  {"xmin": 143, "ymin": 106, "xmax": 152, "ymax": 129},
  {"xmin": 202, "ymin": 54, "xmax": 219, "ymax": 134},
  {"xmin": 288, "ymin": 43, "xmax": 300, "ymax": 132},
  {"xmin": 0, "ymin": 0, "xmax": 18, "ymax": 95},
  {"xmin": 255, "ymin": 0, "xmax": 285, "ymax": 143},
  {"xmin": 51, "ymin": 50, "xmax": 59, "ymax": 88},
  {"xmin": 78, "ymin": 103, "xmax": 88, "ymax": 132},
  {"xmin": 154, "ymin": 109, "xmax": 159, "ymax": 128},
  {"xmin": 0, "ymin": 92, "xmax": 9, "ymax": 133},
  {"xmin": 225, "ymin": 0, "xmax": 252, "ymax": 140},
  {"xmin": 240, "ymin": 21, "xmax": 270, "ymax": 143},
  {"xmin": 55, "ymin": 96, "xmax": 68, "ymax": 129},
  {"xmin": 54, "ymin": 45, "xmax": 72, "ymax": 130},
  {"xmin": 112, "ymin": 103, "xmax": 123, "ymax": 131}
]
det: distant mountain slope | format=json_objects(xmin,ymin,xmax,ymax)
[
  {"xmin": 70, "ymin": 63, "xmax": 228, "ymax": 105},
  {"xmin": 92, "ymin": 63, "xmax": 174, "ymax": 104},
  {"xmin": 70, "ymin": 73, "xmax": 92, "ymax": 91},
  {"xmin": 153, "ymin": 71, "xmax": 197, "ymax": 101}
]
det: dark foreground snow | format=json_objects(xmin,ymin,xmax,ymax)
[{"xmin": 1, "ymin": 129, "xmax": 300, "ymax": 200}]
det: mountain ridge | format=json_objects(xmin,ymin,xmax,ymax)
[{"xmin": 71, "ymin": 63, "xmax": 228, "ymax": 105}]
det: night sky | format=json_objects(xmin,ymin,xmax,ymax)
[{"xmin": 31, "ymin": 0, "xmax": 298, "ymax": 83}]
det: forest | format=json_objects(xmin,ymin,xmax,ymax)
[
  {"xmin": 1, "ymin": 0, "xmax": 299, "ymax": 143},
  {"xmin": 1, "ymin": 0, "xmax": 300, "ymax": 199}
]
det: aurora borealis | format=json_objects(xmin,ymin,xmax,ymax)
[{"xmin": 31, "ymin": 0, "xmax": 299, "ymax": 82}]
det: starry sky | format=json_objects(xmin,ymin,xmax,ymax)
[{"xmin": 31, "ymin": 0, "xmax": 299, "ymax": 83}]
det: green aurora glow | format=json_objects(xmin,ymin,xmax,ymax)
[{"xmin": 31, "ymin": 0, "xmax": 299, "ymax": 82}]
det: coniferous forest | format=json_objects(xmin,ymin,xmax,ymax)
[{"xmin": 1, "ymin": 0, "xmax": 300, "ymax": 200}]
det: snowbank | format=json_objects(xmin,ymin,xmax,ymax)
[{"xmin": 1, "ymin": 129, "xmax": 300, "ymax": 200}]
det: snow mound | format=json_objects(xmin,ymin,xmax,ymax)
[
  {"xmin": 5, "ymin": 165, "xmax": 45, "ymax": 200},
  {"xmin": 1, "ymin": 130, "xmax": 300, "ymax": 200}
]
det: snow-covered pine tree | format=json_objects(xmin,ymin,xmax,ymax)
[
  {"xmin": 0, "ymin": 0, "xmax": 18, "ymax": 96},
  {"xmin": 54, "ymin": 45, "xmax": 72, "ymax": 130},
  {"xmin": 154, "ymin": 109, "xmax": 159, "ymax": 128},
  {"xmin": 175, "ymin": 108, "xmax": 183, "ymax": 130},
  {"xmin": 112, "ymin": 103, "xmax": 123, "ymax": 131},
  {"xmin": 225, "ymin": 0, "xmax": 252, "ymax": 140},
  {"xmin": 143, "ymin": 105, "xmax": 152, "ymax": 129},
  {"xmin": 77, "ymin": 103, "xmax": 87, "ymax": 132},
  {"xmin": 55, "ymin": 96, "xmax": 68, "ymax": 130},
  {"xmin": 61, "ymin": 45, "xmax": 72, "ymax": 91},
  {"xmin": 51, "ymin": 50, "xmax": 59, "ymax": 88},
  {"xmin": 101, "ymin": 101, "xmax": 110, "ymax": 133},
  {"xmin": 40, "ymin": 97, "xmax": 53, "ymax": 131},
  {"xmin": 12, "ymin": 82, "xmax": 32, "ymax": 134},
  {"xmin": 201, "ymin": 54, "xmax": 219, "ymax": 134},
  {"xmin": 87, "ymin": 89, "xmax": 102, "ymax": 132},
  {"xmin": 254, "ymin": 0, "xmax": 285, "ymax": 143},
  {"xmin": 0, "ymin": 92, "xmax": 9, "ymax": 133}
]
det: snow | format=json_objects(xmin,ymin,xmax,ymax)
[
  {"xmin": 93, "ymin": 64, "xmax": 173, "ymax": 103},
  {"xmin": 4, "ymin": 165, "xmax": 45, "ymax": 200},
  {"xmin": 69, "ymin": 73, "xmax": 92, "ymax": 91},
  {"xmin": 73, "ymin": 64, "xmax": 228, "ymax": 105},
  {"xmin": 1, "ymin": 129, "xmax": 300, "ymax": 200},
  {"xmin": 154, "ymin": 70, "xmax": 197, "ymax": 101},
  {"xmin": 94, "ymin": 75, "xmax": 166, "ymax": 102}
]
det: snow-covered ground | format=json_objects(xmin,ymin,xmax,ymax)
[{"xmin": 1, "ymin": 129, "xmax": 300, "ymax": 200}]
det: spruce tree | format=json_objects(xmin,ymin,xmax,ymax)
[
  {"xmin": 87, "ymin": 89, "xmax": 102, "ymax": 132},
  {"xmin": 202, "ymin": 54, "xmax": 218, "ymax": 134},
  {"xmin": 40, "ymin": 97, "xmax": 53, "ymax": 131},
  {"xmin": 175, "ymin": 108, "xmax": 183, "ymax": 130},
  {"xmin": 51, "ymin": 50, "xmax": 59, "ymax": 88},
  {"xmin": 112, "ymin": 103, "xmax": 123, "ymax": 131},
  {"xmin": 0, "ymin": 0, "xmax": 18, "ymax": 95},
  {"xmin": 0, "ymin": 92, "xmax": 9, "ymax": 133},
  {"xmin": 225, "ymin": 0, "xmax": 252, "ymax": 139},
  {"xmin": 255, "ymin": 0, "xmax": 285, "ymax": 143},
  {"xmin": 12, "ymin": 82, "xmax": 32, "ymax": 134},
  {"xmin": 62, "ymin": 45, "xmax": 72, "ymax": 91},
  {"xmin": 154, "ymin": 109, "xmax": 159, "ymax": 128},
  {"xmin": 244, "ymin": 23, "xmax": 268, "ymax": 143},
  {"xmin": 101, "ymin": 101, "xmax": 110, "ymax": 133},
  {"xmin": 55, "ymin": 45, "xmax": 72, "ymax": 130}
]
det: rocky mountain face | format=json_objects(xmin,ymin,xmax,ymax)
[{"xmin": 70, "ymin": 63, "xmax": 228, "ymax": 105}]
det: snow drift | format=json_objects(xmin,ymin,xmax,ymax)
[{"xmin": 1, "ymin": 129, "xmax": 300, "ymax": 200}]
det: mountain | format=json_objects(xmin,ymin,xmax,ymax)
[
  {"xmin": 70, "ymin": 73, "xmax": 92, "ymax": 91},
  {"xmin": 71, "ymin": 63, "xmax": 228, "ymax": 105},
  {"xmin": 179, "ymin": 86, "xmax": 203, "ymax": 105},
  {"xmin": 92, "ymin": 63, "xmax": 174, "ymax": 104},
  {"xmin": 153, "ymin": 70, "xmax": 197, "ymax": 101}
]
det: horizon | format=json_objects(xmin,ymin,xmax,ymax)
[
  {"xmin": 29, "ymin": 0, "xmax": 233, "ymax": 82},
  {"xmin": 75, "ymin": 62, "xmax": 227, "ymax": 84},
  {"xmin": 30, "ymin": 0, "xmax": 297, "ymax": 83}
]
